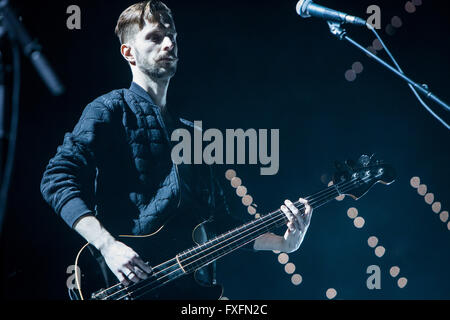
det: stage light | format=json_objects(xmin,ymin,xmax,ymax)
[
  {"xmin": 347, "ymin": 207, "xmax": 358, "ymax": 219},
  {"xmin": 354, "ymin": 217, "xmax": 365, "ymax": 228},
  {"xmin": 398, "ymin": 277, "xmax": 408, "ymax": 288},
  {"xmin": 326, "ymin": 288, "xmax": 337, "ymax": 300},
  {"xmin": 410, "ymin": 177, "xmax": 420, "ymax": 188},
  {"xmin": 236, "ymin": 185, "xmax": 247, "ymax": 197},
  {"xmin": 440, "ymin": 211, "xmax": 449, "ymax": 223},
  {"xmin": 432, "ymin": 202, "xmax": 441, "ymax": 214},
  {"xmin": 405, "ymin": 1, "xmax": 416, "ymax": 13},
  {"xmin": 231, "ymin": 177, "xmax": 242, "ymax": 188},
  {"xmin": 242, "ymin": 195, "xmax": 253, "ymax": 206},
  {"xmin": 417, "ymin": 184, "xmax": 427, "ymax": 196},
  {"xmin": 344, "ymin": 70, "xmax": 356, "ymax": 82},
  {"xmin": 390, "ymin": 266, "xmax": 400, "ymax": 278},
  {"xmin": 284, "ymin": 263, "xmax": 296, "ymax": 274},
  {"xmin": 291, "ymin": 274, "xmax": 302, "ymax": 286},
  {"xmin": 247, "ymin": 206, "xmax": 256, "ymax": 215},
  {"xmin": 278, "ymin": 253, "xmax": 289, "ymax": 264},
  {"xmin": 391, "ymin": 16, "xmax": 403, "ymax": 28},
  {"xmin": 352, "ymin": 62, "xmax": 364, "ymax": 74},
  {"xmin": 368, "ymin": 236, "xmax": 378, "ymax": 248},
  {"xmin": 254, "ymin": 213, "xmax": 261, "ymax": 219},
  {"xmin": 424, "ymin": 193, "xmax": 434, "ymax": 205},
  {"xmin": 225, "ymin": 169, "xmax": 236, "ymax": 181},
  {"xmin": 372, "ymin": 39, "xmax": 383, "ymax": 51},
  {"xmin": 366, "ymin": 46, "xmax": 377, "ymax": 56},
  {"xmin": 375, "ymin": 246, "xmax": 386, "ymax": 258}
]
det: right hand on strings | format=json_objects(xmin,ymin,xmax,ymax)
[{"xmin": 100, "ymin": 240, "xmax": 153, "ymax": 286}]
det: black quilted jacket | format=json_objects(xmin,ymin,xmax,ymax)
[{"xmin": 40, "ymin": 83, "xmax": 238, "ymax": 237}]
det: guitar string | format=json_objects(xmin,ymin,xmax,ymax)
[
  {"xmin": 99, "ymin": 176, "xmax": 364, "ymax": 299},
  {"xmin": 101, "ymin": 177, "xmax": 362, "ymax": 300},
  {"xmin": 103, "ymin": 177, "xmax": 367, "ymax": 300},
  {"xmin": 93, "ymin": 177, "xmax": 353, "ymax": 299},
  {"xmin": 95, "ymin": 178, "xmax": 347, "ymax": 300},
  {"xmin": 125, "ymin": 177, "xmax": 366, "ymax": 300},
  {"xmin": 112, "ymin": 178, "xmax": 369, "ymax": 300},
  {"xmin": 127, "ymin": 187, "xmax": 338, "ymax": 300}
]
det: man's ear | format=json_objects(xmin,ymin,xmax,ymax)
[{"xmin": 121, "ymin": 43, "xmax": 136, "ymax": 66}]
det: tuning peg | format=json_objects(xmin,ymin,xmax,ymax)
[{"xmin": 358, "ymin": 155, "xmax": 370, "ymax": 167}]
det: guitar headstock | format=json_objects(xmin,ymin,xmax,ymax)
[{"xmin": 332, "ymin": 154, "xmax": 396, "ymax": 200}]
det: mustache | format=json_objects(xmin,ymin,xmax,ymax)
[{"xmin": 157, "ymin": 55, "xmax": 178, "ymax": 61}]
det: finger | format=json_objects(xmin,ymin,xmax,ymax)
[
  {"xmin": 281, "ymin": 205, "xmax": 294, "ymax": 223},
  {"xmin": 284, "ymin": 199, "xmax": 299, "ymax": 216},
  {"xmin": 299, "ymin": 198, "xmax": 312, "ymax": 215},
  {"xmin": 124, "ymin": 263, "xmax": 140, "ymax": 284},
  {"xmin": 129, "ymin": 273, "xmax": 140, "ymax": 284},
  {"xmin": 132, "ymin": 256, "xmax": 153, "ymax": 275},
  {"xmin": 287, "ymin": 221, "xmax": 295, "ymax": 232},
  {"xmin": 119, "ymin": 270, "xmax": 131, "ymax": 286},
  {"xmin": 299, "ymin": 198, "xmax": 313, "ymax": 226},
  {"xmin": 132, "ymin": 266, "xmax": 148, "ymax": 280},
  {"xmin": 129, "ymin": 257, "xmax": 150, "ymax": 280}
]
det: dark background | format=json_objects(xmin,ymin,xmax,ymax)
[{"xmin": 0, "ymin": 0, "xmax": 449, "ymax": 300}]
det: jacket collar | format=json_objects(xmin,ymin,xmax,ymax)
[
  {"xmin": 129, "ymin": 82, "xmax": 157, "ymax": 106},
  {"xmin": 129, "ymin": 82, "xmax": 193, "ymax": 129}
]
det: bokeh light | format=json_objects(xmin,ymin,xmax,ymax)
[
  {"xmin": 368, "ymin": 236, "xmax": 378, "ymax": 248},
  {"xmin": 291, "ymin": 274, "xmax": 302, "ymax": 286},
  {"xmin": 354, "ymin": 217, "xmax": 365, "ymax": 228},
  {"xmin": 278, "ymin": 253, "xmax": 289, "ymax": 264},
  {"xmin": 390, "ymin": 266, "xmax": 400, "ymax": 277},
  {"xmin": 347, "ymin": 207, "xmax": 358, "ymax": 219},
  {"xmin": 326, "ymin": 288, "xmax": 337, "ymax": 300},
  {"xmin": 398, "ymin": 277, "xmax": 408, "ymax": 288},
  {"xmin": 375, "ymin": 246, "xmax": 386, "ymax": 258}
]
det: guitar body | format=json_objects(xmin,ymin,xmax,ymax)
[{"xmin": 74, "ymin": 212, "xmax": 223, "ymax": 300}]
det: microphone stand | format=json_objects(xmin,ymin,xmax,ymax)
[
  {"xmin": 326, "ymin": 21, "xmax": 450, "ymax": 115},
  {"xmin": 0, "ymin": 1, "xmax": 65, "ymax": 233},
  {"xmin": 0, "ymin": 0, "xmax": 65, "ymax": 96}
]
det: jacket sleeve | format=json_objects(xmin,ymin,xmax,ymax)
[{"xmin": 40, "ymin": 100, "xmax": 114, "ymax": 228}]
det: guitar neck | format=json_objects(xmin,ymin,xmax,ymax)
[{"xmin": 176, "ymin": 183, "xmax": 342, "ymax": 273}]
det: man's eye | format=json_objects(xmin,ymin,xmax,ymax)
[{"xmin": 148, "ymin": 34, "xmax": 163, "ymax": 42}]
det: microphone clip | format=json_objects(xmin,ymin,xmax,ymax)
[{"xmin": 327, "ymin": 21, "xmax": 346, "ymax": 40}]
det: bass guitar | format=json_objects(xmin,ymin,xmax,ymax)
[{"xmin": 71, "ymin": 154, "xmax": 395, "ymax": 300}]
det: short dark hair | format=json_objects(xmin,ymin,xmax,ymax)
[{"xmin": 115, "ymin": 1, "xmax": 174, "ymax": 44}]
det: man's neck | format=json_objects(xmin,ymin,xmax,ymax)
[{"xmin": 133, "ymin": 73, "xmax": 170, "ymax": 110}]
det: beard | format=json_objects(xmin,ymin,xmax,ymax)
[{"xmin": 135, "ymin": 50, "xmax": 178, "ymax": 80}]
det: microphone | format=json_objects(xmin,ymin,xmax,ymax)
[{"xmin": 296, "ymin": 0, "xmax": 367, "ymax": 27}]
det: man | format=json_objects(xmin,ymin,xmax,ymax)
[{"xmin": 40, "ymin": 0, "xmax": 312, "ymax": 294}]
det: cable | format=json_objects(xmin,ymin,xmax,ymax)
[
  {"xmin": 368, "ymin": 24, "xmax": 450, "ymax": 130},
  {"xmin": 0, "ymin": 39, "xmax": 20, "ymax": 233}
]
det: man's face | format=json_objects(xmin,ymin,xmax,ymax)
[{"xmin": 132, "ymin": 19, "xmax": 178, "ymax": 80}]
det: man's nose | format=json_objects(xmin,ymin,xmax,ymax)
[{"xmin": 162, "ymin": 36, "xmax": 175, "ymax": 52}]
